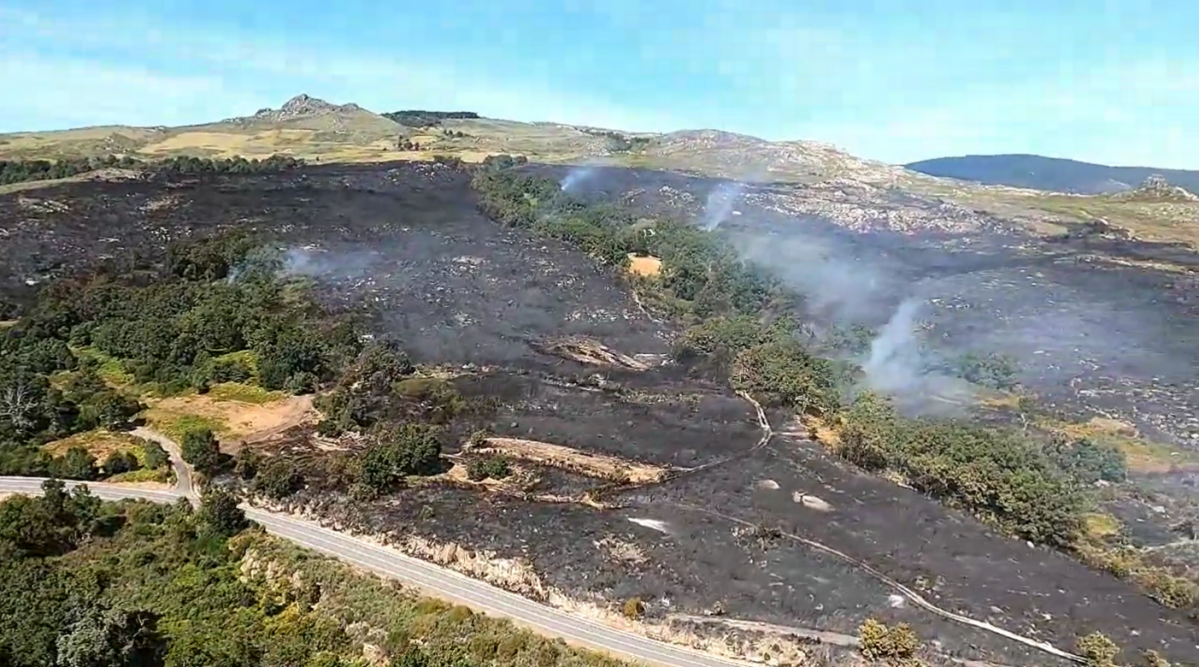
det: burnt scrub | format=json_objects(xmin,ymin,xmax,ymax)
[{"xmin": 4, "ymin": 161, "xmax": 1199, "ymax": 665}]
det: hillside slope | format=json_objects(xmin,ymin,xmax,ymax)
[
  {"xmin": 907, "ymin": 153, "xmax": 1199, "ymax": 195},
  {"xmin": 3, "ymin": 95, "xmax": 1199, "ymax": 251}
]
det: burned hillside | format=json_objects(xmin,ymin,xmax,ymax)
[{"xmin": 3, "ymin": 160, "xmax": 1199, "ymax": 666}]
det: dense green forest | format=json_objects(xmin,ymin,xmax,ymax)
[{"xmin": 0, "ymin": 483, "xmax": 629, "ymax": 667}]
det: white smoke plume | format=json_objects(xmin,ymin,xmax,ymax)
[{"xmin": 702, "ymin": 181, "xmax": 746, "ymax": 230}]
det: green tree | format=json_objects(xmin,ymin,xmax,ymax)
[
  {"xmin": 56, "ymin": 447, "xmax": 99, "ymax": 481},
  {"xmin": 358, "ymin": 423, "xmax": 442, "ymax": 494},
  {"xmin": 198, "ymin": 488, "xmax": 247, "ymax": 536},
  {"xmin": 140, "ymin": 440, "xmax": 170, "ymax": 470},
  {"xmin": 56, "ymin": 607, "xmax": 165, "ymax": 667},
  {"xmin": 181, "ymin": 429, "xmax": 221, "ymax": 475}
]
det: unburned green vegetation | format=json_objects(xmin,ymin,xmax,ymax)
[
  {"xmin": 0, "ymin": 483, "xmax": 630, "ymax": 667},
  {"xmin": 0, "ymin": 231, "xmax": 361, "ymax": 479}
]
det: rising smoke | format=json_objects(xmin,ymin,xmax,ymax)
[
  {"xmin": 560, "ymin": 165, "xmax": 598, "ymax": 193},
  {"xmin": 711, "ymin": 185, "xmax": 972, "ymax": 413},
  {"xmin": 701, "ymin": 181, "xmax": 746, "ymax": 230}
]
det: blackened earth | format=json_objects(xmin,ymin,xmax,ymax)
[{"xmin": 3, "ymin": 162, "xmax": 1198, "ymax": 665}]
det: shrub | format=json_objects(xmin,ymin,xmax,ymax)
[
  {"xmin": 730, "ymin": 339, "xmax": 837, "ymax": 414},
  {"xmin": 467, "ymin": 429, "xmax": 490, "ymax": 448},
  {"xmin": 357, "ymin": 423, "xmax": 442, "ymax": 494},
  {"xmin": 621, "ymin": 598, "xmax": 645, "ymax": 619},
  {"xmin": 140, "ymin": 439, "xmax": 170, "ymax": 469},
  {"xmin": 466, "ymin": 456, "xmax": 511, "ymax": 481},
  {"xmin": 858, "ymin": 618, "xmax": 920, "ymax": 662},
  {"xmin": 199, "ymin": 487, "xmax": 247, "ymax": 536},
  {"xmin": 102, "ymin": 450, "xmax": 140, "ymax": 476},
  {"xmin": 1045, "ymin": 436, "xmax": 1128, "ymax": 484},
  {"xmin": 253, "ymin": 457, "xmax": 304, "ymax": 499},
  {"xmin": 1076, "ymin": 632, "xmax": 1120, "ymax": 667},
  {"xmin": 1141, "ymin": 649, "xmax": 1171, "ymax": 667}
]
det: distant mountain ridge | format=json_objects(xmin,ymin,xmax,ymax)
[{"xmin": 905, "ymin": 153, "xmax": 1199, "ymax": 195}]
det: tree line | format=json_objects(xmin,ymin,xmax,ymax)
[{"xmin": 382, "ymin": 110, "xmax": 481, "ymax": 127}]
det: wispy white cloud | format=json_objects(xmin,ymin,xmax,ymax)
[
  {"xmin": 0, "ymin": 6, "xmax": 682, "ymax": 133},
  {"xmin": 2, "ymin": 3, "xmax": 1197, "ymax": 168},
  {"xmin": 0, "ymin": 54, "xmax": 256, "ymax": 130}
]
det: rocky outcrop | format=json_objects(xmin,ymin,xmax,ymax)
[
  {"xmin": 1113, "ymin": 174, "xmax": 1199, "ymax": 202},
  {"xmin": 229, "ymin": 94, "xmax": 365, "ymax": 124}
]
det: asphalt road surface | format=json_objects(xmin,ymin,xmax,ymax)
[{"xmin": 0, "ymin": 476, "xmax": 748, "ymax": 667}]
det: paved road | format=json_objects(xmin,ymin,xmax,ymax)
[{"xmin": 0, "ymin": 476, "xmax": 747, "ymax": 667}]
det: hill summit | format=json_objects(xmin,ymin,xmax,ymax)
[{"xmin": 245, "ymin": 94, "xmax": 365, "ymax": 123}]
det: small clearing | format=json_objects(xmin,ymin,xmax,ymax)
[
  {"xmin": 627, "ymin": 254, "xmax": 662, "ymax": 277},
  {"xmin": 145, "ymin": 393, "xmax": 317, "ymax": 444},
  {"xmin": 474, "ymin": 437, "xmax": 669, "ymax": 483}
]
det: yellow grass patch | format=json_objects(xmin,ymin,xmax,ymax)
[
  {"xmin": 140, "ymin": 131, "xmax": 282, "ymax": 156},
  {"xmin": 70, "ymin": 346, "xmax": 135, "ymax": 386},
  {"xmin": 627, "ymin": 254, "xmax": 662, "ymax": 277},
  {"xmin": 1082, "ymin": 512, "xmax": 1123, "ymax": 540},
  {"xmin": 802, "ymin": 415, "xmax": 842, "ymax": 450},
  {"xmin": 106, "ymin": 468, "xmax": 173, "ymax": 485},
  {"xmin": 43, "ymin": 430, "xmax": 145, "ymax": 461},
  {"xmin": 473, "ymin": 437, "xmax": 669, "ymax": 483},
  {"xmin": 0, "ymin": 320, "xmax": 16, "ymax": 329},
  {"xmin": 207, "ymin": 382, "xmax": 288, "ymax": 405}
]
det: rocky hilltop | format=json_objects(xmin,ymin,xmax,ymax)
[{"xmin": 243, "ymin": 93, "xmax": 366, "ymax": 123}]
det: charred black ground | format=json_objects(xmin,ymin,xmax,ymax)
[{"xmin": 2, "ymin": 161, "xmax": 1198, "ymax": 665}]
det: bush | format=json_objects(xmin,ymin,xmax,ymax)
[
  {"xmin": 53, "ymin": 447, "xmax": 98, "ymax": 480},
  {"xmin": 858, "ymin": 618, "xmax": 920, "ymax": 662},
  {"xmin": 621, "ymin": 598, "xmax": 645, "ymax": 619},
  {"xmin": 730, "ymin": 339, "xmax": 838, "ymax": 414},
  {"xmin": 357, "ymin": 423, "xmax": 442, "ymax": 494},
  {"xmin": 253, "ymin": 457, "xmax": 304, "ymax": 499},
  {"xmin": 140, "ymin": 439, "xmax": 170, "ymax": 469},
  {"xmin": 102, "ymin": 450, "xmax": 140, "ymax": 477},
  {"xmin": 1045, "ymin": 436, "xmax": 1128, "ymax": 484},
  {"xmin": 1076, "ymin": 632, "xmax": 1120, "ymax": 667},
  {"xmin": 1141, "ymin": 649, "xmax": 1171, "ymax": 667},
  {"xmin": 466, "ymin": 456, "xmax": 511, "ymax": 481},
  {"xmin": 834, "ymin": 394, "xmax": 1087, "ymax": 548},
  {"xmin": 198, "ymin": 487, "xmax": 247, "ymax": 536}
]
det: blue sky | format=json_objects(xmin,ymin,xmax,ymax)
[{"xmin": 2, "ymin": 0, "xmax": 1197, "ymax": 167}]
